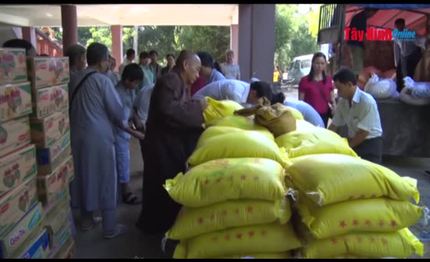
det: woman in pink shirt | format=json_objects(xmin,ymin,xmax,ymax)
[{"xmin": 298, "ymin": 52, "xmax": 336, "ymax": 127}]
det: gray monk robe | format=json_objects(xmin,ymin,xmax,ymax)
[{"xmin": 136, "ymin": 69, "xmax": 204, "ymax": 234}]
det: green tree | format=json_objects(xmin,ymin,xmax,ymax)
[
  {"xmin": 177, "ymin": 26, "xmax": 230, "ymax": 62},
  {"xmin": 290, "ymin": 23, "xmax": 319, "ymax": 59}
]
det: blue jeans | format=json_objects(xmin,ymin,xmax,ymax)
[{"xmin": 115, "ymin": 136, "xmax": 130, "ymax": 184}]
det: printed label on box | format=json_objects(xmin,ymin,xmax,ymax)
[
  {"xmin": 30, "ymin": 110, "xmax": 69, "ymax": 148},
  {"xmin": 33, "ymin": 84, "xmax": 68, "ymax": 119},
  {"xmin": 0, "ymin": 82, "xmax": 32, "ymax": 123},
  {"xmin": 28, "ymin": 57, "xmax": 69, "ymax": 90},
  {"xmin": 17, "ymin": 227, "xmax": 49, "ymax": 259},
  {"xmin": 0, "ymin": 144, "xmax": 36, "ymax": 197},
  {"xmin": 37, "ymin": 155, "xmax": 73, "ymax": 207},
  {"xmin": 0, "ymin": 202, "xmax": 43, "ymax": 258},
  {"xmin": 0, "ymin": 116, "xmax": 31, "ymax": 158},
  {"xmin": 0, "ymin": 177, "xmax": 38, "ymax": 237},
  {"xmin": 0, "ymin": 48, "xmax": 27, "ymax": 85}
]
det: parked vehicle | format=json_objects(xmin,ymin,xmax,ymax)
[{"xmin": 285, "ymin": 54, "xmax": 313, "ymax": 87}]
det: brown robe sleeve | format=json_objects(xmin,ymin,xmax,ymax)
[{"xmin": 151, "ymin": 73, "xmax": 204, "ymax": 130}]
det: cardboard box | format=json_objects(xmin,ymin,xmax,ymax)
[
  {"xmin": 0, "ymin": 48, "xmax": 27, "ymax": 85},
  {"xmin": 36, "ymin": 131, "xmax": 71, "ymax": 176},
  {"xmin": 53, "ymin": 237, "xmax": 74, "ymax": 259},
  {"xmin": 14, "ymin": 226, "xmax": 50, "ymax": 259},
  {"xmin": 37, "ymin": 155, "xmax": 73, "ymax": 207},
  {"xmin": 0, "ymin": 177, "xmax": 38, "ymax": 237},
  {"xmin": 0, "ymin": 116, "xmax": 31, "ymax": 158},
  {"xmin": 30, "ymin": 110, "xmax": 69, "ymax": 148},
  {"xmin": 28, "ymin": 57, "xmax": 69, "ymax": 90},
  {"xmin": 0, "ymin": 82, "xmax": 32, "ymax": 123},
  {"xmin": 32, "ymin": 84, "xmax": 68, "ymax": 119},
  {"xmin": 0, "ymin": 202, "xmax": 44, "ymax": 258},
  {"xmin": 49, "ymin": 222, "xmax": 71, "ymax": 256},
  {"xmin": 44, "ymin": 198, "xmax": 70, "ymax": 234},
  {"xmin": 0, "ymin": 144, "xmax": 37, "ymax": 197}
]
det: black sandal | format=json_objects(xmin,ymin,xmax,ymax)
[{"xmin": 123, "ymin": 192, "xmax": 142, "ymax": 205}]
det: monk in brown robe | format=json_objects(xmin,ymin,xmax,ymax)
[{"xmin": 136, "ymin": 51, "xmax": 205, "ymax": 239}]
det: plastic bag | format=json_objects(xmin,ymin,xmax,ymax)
[
  {"xmin": 301, "ymin": 228, "xmax": 423, "ymax": 258},
  {"xmin": 173, "ymin": 222, "xmax": 301, "ymax": 258},
  {"xmin": 285, "ymin": 154, "xmax": 420, "ymax": 206},
  {"xmin": 166, "ymin": 199, "xmax": 291, "ymax": 240},
  {"xmin": 196, "ymin": 126, "xmax": 274, "ymax": 149},
  {"xmin": 296, "ymin": 196, "xmax": 423, "ymax": 239},
  {"xmin": 275, "ymin": 126, "xmax": 357, "ymax": 158},
  {"xmin": 203, "ymin": 97, "xmax": 244, "ymax": 125},
  {"xmin": 404, "ymin": 76, "xmax": 430, "ymax": 98},
  {"xmin": 188, "ymin": 131, "xmax": 288, "ymax": 167},
  {"xmin": 364, "ymin": 73, "xmax": 398, "ymax": 99},
  {"xmin": 165, "ymin": 158, "xmax": 286, "ymax": 207}
]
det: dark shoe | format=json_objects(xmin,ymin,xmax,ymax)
[{"xmin": 123, "ymin": 192, "xmax": 142, "ymax": 205}]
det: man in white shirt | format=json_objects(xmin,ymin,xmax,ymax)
[
  {"xmin": 192, "ymin": 79, "xmax": 250, "ymax": 104},
  {"xmin": 220, "ymin": 50, "xmax": 241, "ymax": 80},
  {"xmin": 328, "ymin": 68, "xmax": 383, "ymax": 163},
  {"xmin": 119, "ymin": 48, "xmax": 136, "ymax": 76}
]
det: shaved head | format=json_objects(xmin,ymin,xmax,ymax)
[{"xmin": 175, "ymin": 50, "xmax": 201, "ymax": 86}]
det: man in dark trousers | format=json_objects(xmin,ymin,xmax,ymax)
[{"xmin": 136, "ymin": 50, "xmax": 205, "ymax": 252}]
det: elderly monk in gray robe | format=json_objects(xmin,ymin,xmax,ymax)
[
  {"xmin": 136, "ymin": 51, "xmax": 205, "ymax": 239},
  {"xmin": 69, "ymin": 43, "xmax": 143, "ymax": 239}
]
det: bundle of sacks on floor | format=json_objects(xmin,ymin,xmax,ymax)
[
  {"xmin": 163, "ymin": 98, "xmax": 307, "ymax": 258},
  {"xmin": 163, "ymin": 97, "xmax": 425, "ymax": 259},
  {"xmin": 286, "ymin": 154, "xmax": 423, "ymax": 258}
]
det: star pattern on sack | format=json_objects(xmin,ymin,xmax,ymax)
[
  {"xmin": 352, "ymin": 219, "xmax": 359, "ymax": 226},
  {"xmin": 339, "ymin": 220, "xmax": 347, "ymax": 228}
]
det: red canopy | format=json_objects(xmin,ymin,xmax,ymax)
[{"xmin": 345, "ymin": 4, "xmax": 430, "ymax": 36}]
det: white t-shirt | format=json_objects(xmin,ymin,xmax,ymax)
[
  {"xmin": 192, "ymin": 79, "xmax": 250, "ymax": 104},
  {"xmin": 221, "ymin": 62, "xmax": 241, "ymax": 80}
]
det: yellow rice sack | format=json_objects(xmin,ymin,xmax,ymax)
[
  {"xmin": 275, "ymin": 126, "xmax": 358, "ymax": 158},
  {"xmin": 164, "ymin": 158, "xmax": 286, "ymax": 207},
  {"xmin": 196, "ymin": 126, "xmax": 274, "ymax": 149},
  {"xmin": 285, "ymin": 106, "xmax": 304, "ymax": 120},
  {"xmin": 285, "ymin": 154, "xmax": 419, "ymax": 206},
  {"xmin": 188, "ymin": 131, "xmax": 288, "ymax": 167},
  {"xmin": 203, "ymin": 97, "xmax": 243, "ymax": 125},
  {"xmin": 208, "ymin": 115, "xmax": 269, "ymax": 132},
  {"xmin": 296, "ymin": 119, "xmax": 315, "ymax": 131},
  {"xmin": 166, "ymin": 199, "xmax": 291, "ymax": 240},
  {"xmin": 173, "ymin": 222, "xmax": 302, "ymax": 258},
  {"xmin": 301, "ymin": 228, "xmax": 424, "ymax": 258},
  {"xmin": 295, "ymin": 196, "xmax": 423, "ymax": 239}
]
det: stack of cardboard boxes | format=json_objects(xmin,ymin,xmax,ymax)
[
  {"xmin": 0, "ymin": 48, "xmax": 48, "ymax": 259},
  {"xmin": 27, "ymin": 56, "xmax": 75, "ymax": 258}
]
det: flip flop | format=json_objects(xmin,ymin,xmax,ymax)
[
  {"xmin": 123, "ymin": 192, "xmax": 142, "ymax": 205},
  {"xmin": 81, "ymin": 216, "xmax": 102, "ymax": 231}
]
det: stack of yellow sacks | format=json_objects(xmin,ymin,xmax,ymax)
[
  {"xmin": 285, "ymin": 153, "xmax": 424, "ymax": 258},
  {"xmin": 164, "ymin": 101, "xmax": 302, "ymax": 258},
  {"xmin": 274, "ymin": 113, "xmax": 424, "ymax": 258}
]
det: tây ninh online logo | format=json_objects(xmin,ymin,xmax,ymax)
[{"xmin": 344, "ymin": 27, "xmax": 416, "ymax": 41}]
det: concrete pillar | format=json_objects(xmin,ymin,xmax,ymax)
[
  {"xmin": 61, "ymin": 5, "xmax": 78, "ymax": 53},
  {"xmin": 21, "ymin": 27, "xmax": 37, "ymax": 50},
  {"xmin": 239, "ymin": 5, "xmax": 252, "ymax": 82},
  {"xmin": 238, "ymin": 4, "xmax": 276, "ymax": 83},
  {"xmin": 230, "ymin": 24, "xmax": 239, "ymax": 65},
  {"xmin": 111, "ymin": 25, "xmax": 122, "ymax": 73}
]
